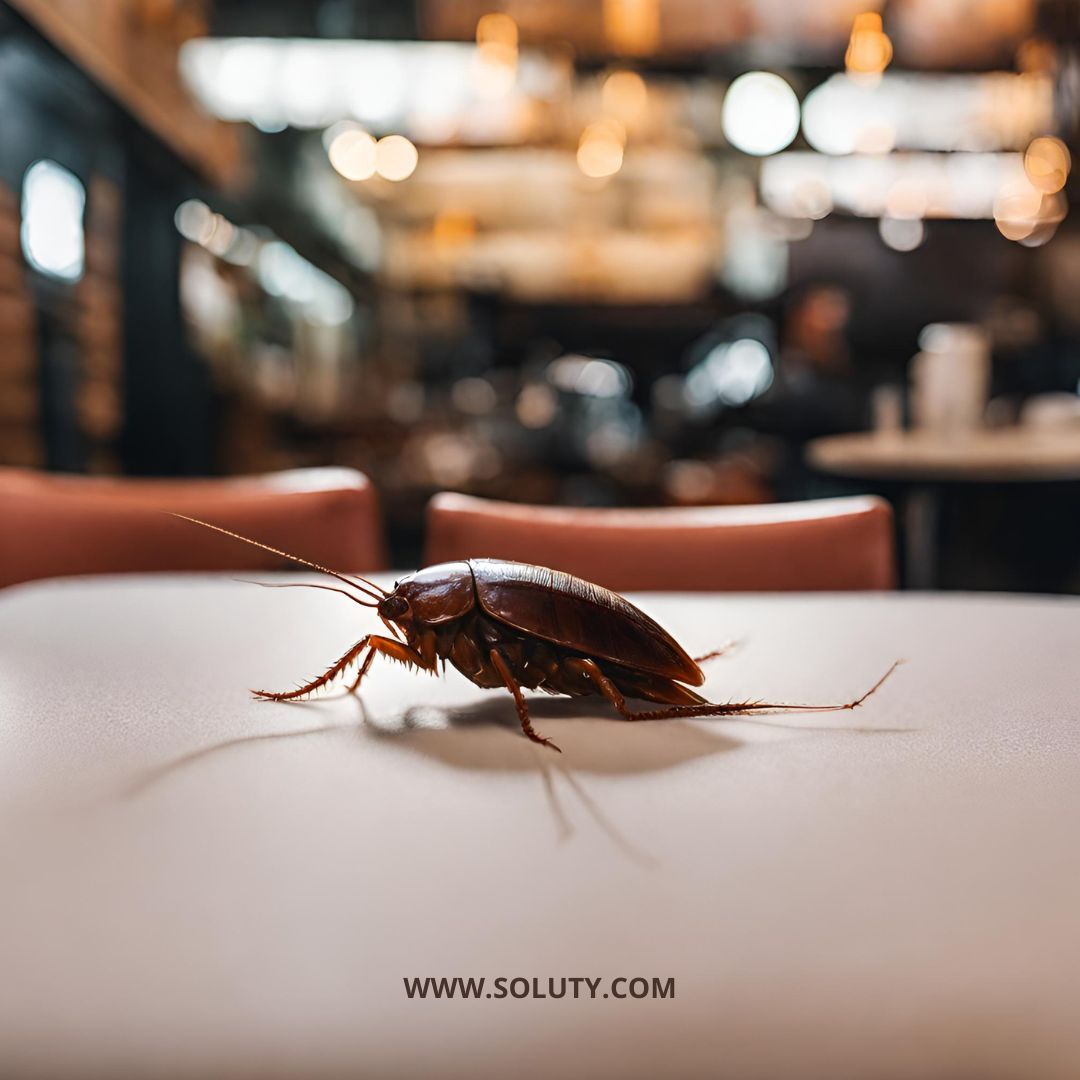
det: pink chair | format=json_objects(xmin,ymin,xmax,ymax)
[
  {"xmin": 0, "ymin": 467, "xmax": 386, "ymax": 589},
  {"xmin": 424, "ymin": 493, "xmax": 895, "ymax": 591}
]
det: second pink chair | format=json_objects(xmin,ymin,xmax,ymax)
[{"xmin": 424, "ymin": 493, "xmax": 895, "ymax": 592}]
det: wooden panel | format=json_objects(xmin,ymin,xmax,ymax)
[
  {"xmin": 7, "ymin": 0, "xmax": 240, "ymax": 187},
  {"xmin": 0, "ymin": 182, "xmax": 42, "ymax": 466}
]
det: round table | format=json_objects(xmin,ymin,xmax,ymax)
[
  {"xmin": 807, "ymin": 428, "xmax": 1080, "ymax": 587},
  {"xmin": 2, "ymin": 575, "xmax": 1080, "ymax": 1079}
]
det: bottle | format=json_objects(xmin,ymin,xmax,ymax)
[{"xmin": 910, "ymin": 323, "xmax": 990, "ymax": 437}]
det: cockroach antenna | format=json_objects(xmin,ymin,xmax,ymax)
[
  {"xmin": 232, "ymin": 579, "xmax": 379, "ymax": 609},
  {"xmin": 167, "ymin": 513, "xmax": 387, "ymax": 603}
]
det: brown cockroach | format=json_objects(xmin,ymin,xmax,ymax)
[{"xmin": 175, "ymin": 515, "xmax": 899, "ymax": 753}]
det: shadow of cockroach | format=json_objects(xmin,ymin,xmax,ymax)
[{"xmin": 120, "ymin": 692, "xmax": 912, "ymax": 865}]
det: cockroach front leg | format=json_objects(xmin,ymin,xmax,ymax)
[
  {"xmin": 364, "ymin": 634, "xmax": 437, "ymax": 674},
  {"xmin": 342, "ymin": 648, "xmax": 377, "ymax": 694},
  {"xmin": 490, "ymin": 649, "xmax": 562, "ymax": 753},
  {"xmin": 254, "ymin": 638, "xmax": 372, "ymax": 701},
  {"xmin": 567, "ymin": 658, "xmax": 901, "ymax": 723},
  {"xmin": 254, "ymin": 636, "xmax": 434, "ymax": 702}
]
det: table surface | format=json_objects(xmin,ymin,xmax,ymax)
[
  {"xmin": 2, "ymin": 575, "xmax": 1080, "ymax": 1079},
  {"xmin": 808, "ymin": 427, "xmax": 1080, "ymax": 481}
]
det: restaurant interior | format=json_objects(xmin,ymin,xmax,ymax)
[
  {"xmin": 2, "ymin": 0, "xmax": 1080, "ymax": 589},
  {"xmin": 6, "ymin": 6, "xmax": 1080, "ymax": 1079}
]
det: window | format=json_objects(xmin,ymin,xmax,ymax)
[{"xmin": 20, "ymin": 160, "xmax": 86, "ymax": 282}]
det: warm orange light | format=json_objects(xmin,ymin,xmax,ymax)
[
  {"xmin": 1024, "ymin": 136, "xmax": 1071, "ymax": 194},
  {"xmin": 577, "ymin": 121, "xmax": 625, "ymax": 179},
  {"xmin": 473, "ymin": 13, "xmax": 518, "ymax": 97},
  {"xmin": 432, "ymin": 212, "xmax": 477, "ymax": 247},
  {"xmin": 845, "ymin": 12, "xmax": 893, "ymax": 81},
  {"xmin": 375, "ymin": 134, "xmax": 419, "ymax": 181},
  {"xmin": 601, "ymin": 69, "xmax": 648, "ymax": 121},
  {"xmin": 603, "ymin": 0, "xmax": 660, "ymax": 57},
  {"xmin": 993, "ymin": 180, "xmax": 1066, "ymax": 242},
  {"xmin": 476, "ymin": 12, "xmax": 518, "ymax": 50}
]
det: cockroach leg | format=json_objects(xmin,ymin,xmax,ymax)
[
  {"xmin": 625, "ymin": 661, "xmax": 903, "ymax": 721},
  {"xmin": 489, "ymin": 649, "xmax": 562, "ymax": 753},
  {"xmin": 323, "ymin": 646, "xmax": 377, "ymax": 699},
  {"xmin": 257, "ymin": 636, "xmax": 435, "ymax": 703},
  {"xmin": 253, "ymin": 638, "xmax": 372, "ymax": 702},
  {"xmin": 693, "ymin": 640, "xmax": 740, "ymax": 664},
  {"xmin": 365, "ymin": 635, "xmax": 434, "ymax": 673},
  {"xmin": 564, "ymin": 658, "xmax": 631, "ymax": 717},
  {"xmin": 569, "ymin": 657, "xmax": 902, "ymax": 723},
  {"xmin": 344, "ymin": 647, "xmax": 376, "ymax": 694}
]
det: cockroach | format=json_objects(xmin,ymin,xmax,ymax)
[{"xmin": 175, "ymin": 515, "xmax": 899, "ymax": 753}]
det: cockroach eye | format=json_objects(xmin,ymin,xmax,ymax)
[{"xmin": 379, "ymin": 594, "xmax": 410, "ymax": 621}]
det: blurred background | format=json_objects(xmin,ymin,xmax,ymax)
[{"xmin": 2, "ymin": 0, "xmax": 1080, "ymax": 588}]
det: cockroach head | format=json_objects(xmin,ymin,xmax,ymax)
[{"xmin": 378, "ymin": 593, "xmax": 410, "ymax": 622}]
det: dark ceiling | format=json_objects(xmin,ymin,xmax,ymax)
[{"xmin": 209, "ymin": 0, "xmax": 420, "ymax": 40}]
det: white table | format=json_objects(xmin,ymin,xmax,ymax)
[
  {"xmin": 808, "ymin": 428, "xmax": 1080, "ymax": 483},
  {"xmin": 2, "ymin": 576, "xmax": 1080, "ymax": 1079},
  {"xmin": 807, "ymin": 428, "xmax": 1080, "ymax": 588}
]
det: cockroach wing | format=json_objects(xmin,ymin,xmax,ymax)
[{"xmin": 469, "ymin": 559, "xmax": 705, "ymax": 687}]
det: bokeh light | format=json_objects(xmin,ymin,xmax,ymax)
[
  {"xmin": 994, "ymin": 180, "xmax": 1047, "ymax": 241},
  {"xmin": 577, "ymin": 121, "xmax": 625, "ymax": 178},
  {"xmin": 685, "ymin": 338, "xmax": 773, "ymax": 408},
  {"xmin": 547, "ymin": 355, "xmax": 631, "ymax": 397},
  {"xmin": 602, "ymin": 69, "xmax": 648, "ymax": 121},
  {"xmin": 1024, "ymin": 136, "xmax": 1071, "ymax": 194},
  {"xmin": 472, "ymin": 12, "xmax": 518, "ymax": 98},
  {"xmin": 993, "ymin": 180, "xmax": 1066, "ymax": 243},
  {"xmin": 879, "ymin": 216, "xmax": 924, "ymax": 251},
  {"xmin": 174, "ymin": 199, "xmax": 215, "ymax": 244},
  {"xmin": 801, "ymin": 77, "xmax": 894, "ymax": 156},
  {"xmin": 721, "ymin": 72, "xmax": 800, "ymax": 157},
  {"xmin": 603, "ymin": 0, "xmax": 660, "ymax": 57},
  {"xmin": 328, "ymin": 128, "xmax": 378, "ymax": 181},
  {"xmin": 375, "ymin": 135, "xmax": 419, "ymax": 181},
  {"xmin": 476, "ymin": 13, "xmax": 517, "ymax": 48},
  {"xmin": 845, "ymin": 13, "xmax": 893, "ymax": 83},
  {"xmin": 515, "ymin": 384, "xmax": 558, "ymax": 428}
]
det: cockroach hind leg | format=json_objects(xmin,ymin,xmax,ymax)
[
  {"xmin": 843, "ymin": 658, "xmax": 906, "ymax": 708},
  {"xmin": 623, "ymin": 660, "xmax": 904, "ymax": 722},
  {"xmin": 693, "ymin": 639, "xmax": 741, "ymax": 664}
]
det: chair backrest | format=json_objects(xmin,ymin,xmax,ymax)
[
  {"xmin": 424, "ymin": 493, "xmax": 895, "ymax": 591},
  {"xmin": 0, "ymin": 467, "xmax": 386, "ymax": 589}
]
